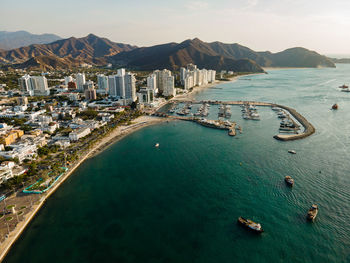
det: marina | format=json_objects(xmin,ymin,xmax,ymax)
[{"xmin": 157, "ymin": 100, "xmax": 315, "ymax": 141}]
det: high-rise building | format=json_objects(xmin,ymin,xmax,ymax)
[
  {"xmin": 163, "ymin": 75, "xmax": 175, "ymax": 97},
  {"xmin": 182, "ymin": 64, "xmax": 216, "ymax": 90},
  {"xmin": 147, "ymin": 74, "xmax": 157, "ymax": 94},
  {"xmin": 124, "ymin": 73, "xmax": 136, "ymax": 102},
  {"xmin": 108, "ymin": 75, "xmax": 117, "ymax": 97},
  {"xmin": 180, "ymin": 67, "xmax": 186, "ymax": 85},
  {"xmin": 153, "ymin": 69, "xmax": 173, "ymax": 95},
  {"xmin": 97, "ymin": 74, "xmax": 109, "ymax": 94},
  {"xmin": 76, "ymin": 73, "xmax": 86, "ymax": 91},
  {"xmin": 30, "ymin": 76, "xmax": 49, "ymax": 96},
  {"xmin": 108, "ymin": 69, "xmax": 136, "ymax": 103},
  {"xmin": 18, "ymin": 74, "xmax": 33, "ymax": 93}
]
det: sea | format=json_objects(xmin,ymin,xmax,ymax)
[{"xmin": 4, "ymin": 64, "xmax": 350, "ymax": 263}]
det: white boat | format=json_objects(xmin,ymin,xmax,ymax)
[
  {"xmin": 288, "ymin": 150, "xmax": 296, "ymax": 154},
  {"xmin": 155, "ymin": 143, "xmax": 159, "ymax": 148}
]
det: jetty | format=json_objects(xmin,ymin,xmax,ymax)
[{"xmin": 157, "ymin": 100, "xmax": 315, "ymax": 141}]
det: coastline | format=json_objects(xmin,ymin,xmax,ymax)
[
  {"xmin": 0, "ymin": 71, "xmax": 261, "ymax": 261},
  {"xmin": 0, "ymin": 115, "xmax": 168, "ymax": 262}
]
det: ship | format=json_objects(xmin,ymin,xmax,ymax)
[
  {"xmin": 288, "ymin": 150, "xmax": 296, "ymax": 154},
  {"xmin": 339, "ymin": 84, "xmax": 349, "ymax": 89},
  {"xmin": 332, "ymin": 104, "xmax": 338, "ymax": 110},
  {"xmin": 284, "ymin": 176, "xmax": 294, "ymax": 186},
  {"xmin": 307, "ymin": 204, "xmax": 318, "ymax": 221},
  {"xmin": 155, "ymin": 143, "xmax": 159, "ymax": 148},
  {"xmin": 237, "ymin": 217, "xmax": 264, "ymax": 233}
]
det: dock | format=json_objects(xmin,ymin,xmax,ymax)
[{"xmin": 156, "ymin": 100, "xmax": 315, "ymax": 141}]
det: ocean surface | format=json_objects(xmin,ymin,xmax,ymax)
[{"xmin": 4, "ymin": 65, "xmax": 350, "ymax": 263}]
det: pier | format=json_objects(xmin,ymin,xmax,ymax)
[{"xmin": 158, "ymin": 100, "xmax": 315, "ymax": 141}]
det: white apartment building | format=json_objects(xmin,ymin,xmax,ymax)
[
  {"xmin": 147, "ymin": 74, "xmax": 158, "ymax": 94},
  {"xmin": 76, "ymin": 73, "xmax": 86, "ymax": 91},
  {"xmin": 69, "ymin": 127, "xmax": 91, "ymax": 141},
  {"xmin": 97, "ymin": 74, "xmax": 109, "ymax": 94},
  {"xmin": 181, "ymin": 64, "xmax": 216, "ymax": 90},
  {"xmin": 153, "ymin": 69, "xmax": 176, "ymax": 97},
  {"xmin": 108, "ymin": 69, "xmax": 136, "ymax": 103},
  {"xmin": 19, "ymin": 75, "xmax": 49, "ymax": 96},
  {"xmin": 30, "ymin": 76, "xmax": 49, "ymax": 96}
]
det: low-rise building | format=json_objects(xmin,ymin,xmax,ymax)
[{"xmin": 69, "ymin": 127, "xmax": 91, "ymax": 141}]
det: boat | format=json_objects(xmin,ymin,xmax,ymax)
[
  {"xmin": 339, "ymin": 84, "xmax": 348, "ymax": 89},
  {"xmin": 155, "ymin": 143, "xmax": 159, "ymax": 148},
  {"xmin": 307, "ymin": 204, "xmax": 318, "ymax": 221},
  {"xmin": 284, "ymin": 176, "xmax": 294, "ymax": 186},
  {"xmin": 332, "ymin": 104, "xmax": 338, "ymax": 110},
  {"xmin": 288, "ymin": 150, "xmax": 296, "ymax": 154},
  {"xmin": 271, "ymin": 106, "xmax": 280, "ymax": 111},
  {"xmin": 341, "ymin": 88, "xmax": 350, "ymax": 92},
  {"xmin": 237, "ymin": 217, "xmax": 264, "ymax": 233}
]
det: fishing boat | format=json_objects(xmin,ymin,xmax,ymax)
[
  {"xmin": 284, "ymin": 176, "xmax": 294, "ymax": 186},
  {"xmin": 237, "ymin": 217, "xmax": 264, "ymax": 233},
  {"xmin": 307, "ymin": 204, "xmax": 318, "ymax": 221},
  {"xmin": 332, "ymin": 104, "xmax": 338, "ymax": 110},
  {"xmin": 288, "ymin": 150, "xmax": 296, "ymax": 154},
  {"xmin": 339, "ymin": 84, "xmax": 348, "ymax": 89}
]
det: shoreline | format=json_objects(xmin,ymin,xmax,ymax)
[
  {"xmin": 0, "ymin": 115, "xmax": 168, "ymax": 262},
  {"xmin": 0, "ymin": 71, "xmax": 263, "ymax": 261},
  {"xmin": 172, "ymin": 73, "xmax": 261, "ymax": 101}
]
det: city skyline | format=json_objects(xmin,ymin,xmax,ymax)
[{"xmin": 1, "ymin": 0, "xmax": 350, "ymax": 54}]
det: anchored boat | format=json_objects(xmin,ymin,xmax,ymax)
[
  {"xmin": 307, "ymin": 204, "xmax": 318, "ymax": 221},
  {"xmin": 237, "ymin": 217, "xmax": 264, "ymax": 233},
  {"xmin": 284, "ymin": 176, "xmax": 294, "ymax": 186}
]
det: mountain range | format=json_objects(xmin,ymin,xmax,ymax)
[
  {"xmin": 0, "ymin": 33, "xmax": 336, "ymax": 72},
  {"xmin": 0, "ymin": 31, "xmax": 62, "ymax": 50}
]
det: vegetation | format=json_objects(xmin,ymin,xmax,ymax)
[{"xmin": 77, "ymin": 109, "xmax": 98, "ymax": 120}]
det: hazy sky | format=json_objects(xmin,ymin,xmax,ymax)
[{"xmin": 1, "ymin": 0, "xmax": 350, "ymax": 54}]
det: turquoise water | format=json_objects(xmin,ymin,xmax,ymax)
[{"xmin": 4, "ymin": 65, "xmax": 350, "ymax": 262}]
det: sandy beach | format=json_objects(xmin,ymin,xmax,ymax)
[{"xmin": 0, "ymin": 115, "xmax": 167, "ymax": 262}]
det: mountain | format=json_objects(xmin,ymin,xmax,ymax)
[
  {"xmin": 257, "ymin": 48, "xmax": 335, "ymax": 68},
  {"xmin": 0, "ymin": 31, "xmax": 62, "ymax": 50},
  {"xmin": 0, "ymin": 34, "xmax": 137, "ymax": 68},
  {"xmin": 111, "ymin": 38, "xmax": 265, "ymax": 72},
  {"xmin": 0, "ymin": 35, "xmax": 335, "ymax": 71},
  {"xmin": 112, "ymin": 38, "xmax": 335, "ymax": 71}
]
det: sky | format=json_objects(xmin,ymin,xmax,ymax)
[{"xmin": 1, "ymin": 0, "xmax": 350, "ymax": 54}]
